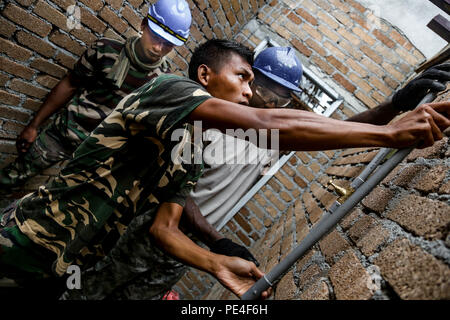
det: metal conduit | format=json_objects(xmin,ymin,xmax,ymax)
[{"xmin": 241, "ymin": 93, "xmax": 436, "ymax": 300}]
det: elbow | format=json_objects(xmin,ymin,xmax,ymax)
[{"xmin": 149, "ymin": 222, "xmax": 178, "ymax": 249}]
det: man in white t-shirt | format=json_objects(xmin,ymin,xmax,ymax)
[{"xmin": 191, "ymin": 47, "xmax": 302, "ymax": 229}]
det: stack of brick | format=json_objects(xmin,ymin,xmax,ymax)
[{"xmin": 0, "ymin": 0, "xmax": 269, "ymax": 195}]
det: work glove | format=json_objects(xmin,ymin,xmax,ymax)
[
  {"xmin": 210, "ymin": 238, "xmax": 260, "ymax": 267},
  {"xmin": 392, "ymin": 62, "xmax": 450, "ymax": 111}
]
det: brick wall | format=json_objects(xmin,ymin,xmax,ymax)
[
  {"xmin": 192, "ymin": 86, "xmax": 449, "ymax": 300},
  {"xmin": 172, "ymin": 1, "xmax": 449, "ymax": 300},
  {"xmin": 0, "ymin": 0, "xmax": 269, "ymax": 198},
  {"xmin": 1, "ymin": 0, "xmax": 447, "ymax": 300}
]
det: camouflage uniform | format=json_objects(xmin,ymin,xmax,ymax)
[
  {"xmin": 1, "ymin": 75, "xmax": 210, "ymax": 294},
  {"xmin": 0, "ymin": 38, "xmax": 170, "ymax": 187}
]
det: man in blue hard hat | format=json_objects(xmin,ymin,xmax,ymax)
[{"xmin": 0, "ymin": 0, "xmax": 191, "ymax": 190}]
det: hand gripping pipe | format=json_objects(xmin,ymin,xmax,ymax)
[{"xmin": 241, "ymin": 93, "xmax": 436, "ymax": 300}]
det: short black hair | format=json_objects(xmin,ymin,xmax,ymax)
[{"xmin": 188, "ymin": 39, "xmax": 253, "ymax": 82}]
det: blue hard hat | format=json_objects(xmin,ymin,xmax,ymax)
[
  {"xmin": 253, "ymin": 47, "xmax": 303, "ymax": 92},
  {"xmin": 147, "ymin": 0, "xmax": 192, "ymax": 46}
]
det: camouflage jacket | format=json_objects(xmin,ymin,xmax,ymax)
[
  {"xmin": 14, "ymin": 74, "xmax": 210, "ymax": 276},
  {"xmin": 54, "ymin": 37, "xmax": 171, "ymax": 148}
]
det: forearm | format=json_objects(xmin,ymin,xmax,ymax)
[
  {"xmin": 275, "ymin": 109, "xmax": 391, "ymax": 150},
  {"xmin": 347, "ymin": 98, "xmax": 400, "ymax": 125},
  {"xmin": 191, "ymin": 98, "xmax": 394, "ymax": 151},
  {"xmin": 150, "ymin": 222, "xmax": 222, "ymax": 276},
  {"xmin": 180, "ymin": 197, "xmax": 224, "ymax": 246},
  {"xmin": 28, "ymin": 74, "xmax": 77, "ymax": 128}
]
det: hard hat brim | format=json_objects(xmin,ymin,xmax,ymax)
[
  {"xmin": 253, "ymin": 66, "xmax": 301, "ymax": 92},
  {"xmin": 147, "ymin": 19, "xmax": 184, "ymax": 46}
]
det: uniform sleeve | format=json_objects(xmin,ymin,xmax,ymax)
[
  {"xmin": 120, "ymin": 75, "xmax": 213, "ymax": 140},
  {"xmin": 70, "ymin": 40, "xmax": 101, "ymax": 83}
]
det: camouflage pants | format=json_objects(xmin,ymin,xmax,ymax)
[
  {"xmin": 0, "ymin": 201, "xmax": 53, "ymax": 279},
  {"xmin": 60, "ymin": 214, "xmax": 189, "ymax": 300},
  {"xmin": 0, "ymin": 123, "xmax": 76, "ymax": 188}
]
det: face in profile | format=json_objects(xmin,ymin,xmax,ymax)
[{"xmin": 200, "ymin": 52, "xmax": 254, "ymax": 106}]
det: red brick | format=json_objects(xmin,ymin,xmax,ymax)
[
  {"xmin": 387, "ymin": 195, "xmax": 450, "ymax": 240},
  {"xmin": 78, "ymin": 0, "xmax": 103, "ymax": 11},
  {"xmin": 236, "ymin": 229, "xmax": 251, "ymax": 246},
  {"xmin": 347, "ymin": 215, "xmax": 378, "ymax": 243},
  {"xmin": 333, "ymin": 73, "xmax": 356, "ymax": 93},
  {"xmin": 99, "ymin": 6, "xmax": 129, "ymax": 34},
  {"xmin": 291, "ymin": 39, "xmax": 312, "ymax": 57},
  {"xmin": 16, "ymin": 31, "xmax": 56, "ymax": 58},
  {"xmin": 327, "ymin": 56, "xmax": 348, "ymax": 74},
  {"xmin": 0, "ymin": 38, "xmax": 33, "ymax": 62},
  {"xmin": 23, "ymin": 98, "xmax": 42, "ymax": 112},
  {"xmin": 329, "ymin": 250, "xmax": 373, "ymax": 300},
  {"xmin": 375, "ymin": 239, "xmax": 450, "ymax": 299},
  {"xmin": 2, "ymin": 3, "xmax": 52, "ymax": 37},
  {"xmin": 0, "ymin": 17, "xmax": 17, "ymax": 37},
  {"xmin": 356, "ymin": 224, "xmax": 390, "ymax": 256},
  {"xmin": 234, "ymin": 213, "xmax": 252, "ymax": 233},
  {"xmin": 302, "ymin": 192, "xmax": 322, "ymax": 223},
  {"xmin": 0, "ymin": 74, "xmax": 9, "ymax": 87},
  {"xmin": 55, "ymin": 52, "xmax": 78, "ymax": 70},
  {"xmin": 0, "ymin": 57, "xmax": 35, "ymax": 80},
  {"xmin": 0, "ymin": 90, "xmax": 21, "ymax": 106},
  {"xmin": 299, "ymin": 264, "xmax": 322, "ymax": 288},
  {"xmin": 30, "ymin": 58, "xmax": 67, "ymax": 79},
  {"xmin": 319, "ymin": 229, "xmax": 350, "ymax": 264},
  {"xmin": 407, "ymin": 137, "xmax": 447, "ymax": 161},
  {"xmin": 0, "ymin": 105, "xmax": 30, "ymax": 123},
  {"xmin": 295, "ymin": 8, "xmax": 318, "ymax": 25},
  {"xmin": 122, "ymin": 5, "xmax": 142, "ymax": 30},
  {"xmin": 33, "ymin": 0, "xmax": 70, "ymax": 32},
  {"xmin": 70, "ymin": 27, "xmax": 98, "ymax": 47},
  {"xmin": 373, "ymin": 29, "xmax": 396, "ymax": 48},
  {"xmin": 274, "ymin": 270, "xmax": 296, "ymax": 299},
  {"xmin": 361, "ymin": 186, "xmax": 395, "ymax": 214},
  {"xmin": 49, "ymin": 32, "xmax": 85, "ymax": 56},
  {"xmin": 413, "ymin": 165, "xmax": 447, "ymax": 193},
  {"xmin": 105, "ymin": 0, "xmax": 123, "ymax": 10},
  {"xmin": 9, "ymin": 79, "xmax": 49, "ymax": 99},
  {"xmin": 80, "ymin": 7, "xmax": 107, "ymax": 34},
  {"xmin": 36, "ymin": 75, "xmax": 59, "ymax": 89}
]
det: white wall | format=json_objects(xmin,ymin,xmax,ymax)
[{"xmin": 357, "ymin": 0, "xmax": 449, "ymax": 59}]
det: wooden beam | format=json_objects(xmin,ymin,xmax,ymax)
[
  {"xmin": 429, "ymin": 0, "xmax": 450, "ymax": 15},
  {"xmin": 427, "ymin": 14, "xmax": 450, "ymax": 42}
]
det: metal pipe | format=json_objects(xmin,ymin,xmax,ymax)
[
  {"xmin": 241, "ymin": 146, "xmax": 413, "ymax": 300},
  {"xmin": 241, "ymin": 93, "xmax": 436, "ymax": 300}
]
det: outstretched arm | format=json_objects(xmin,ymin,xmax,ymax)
[
  {"xmin": 347, "ymin": 62, "xmax": 450, "ymax": 125},
  {"xmin": 189, "ymin": 97, "xmax": 450, "ymax": 151},
  {"xmin": 149, "ymin": 202, "xmax": 271, "ymax": 299}
]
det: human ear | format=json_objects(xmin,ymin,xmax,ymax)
[{"xmin": 197, "ymin": 64, "xmax": 211, "ymax": 87}]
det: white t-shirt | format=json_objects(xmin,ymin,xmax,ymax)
[{"xmin": 190, "ymin": 129, "xmax": 277, "ymax": 228}]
